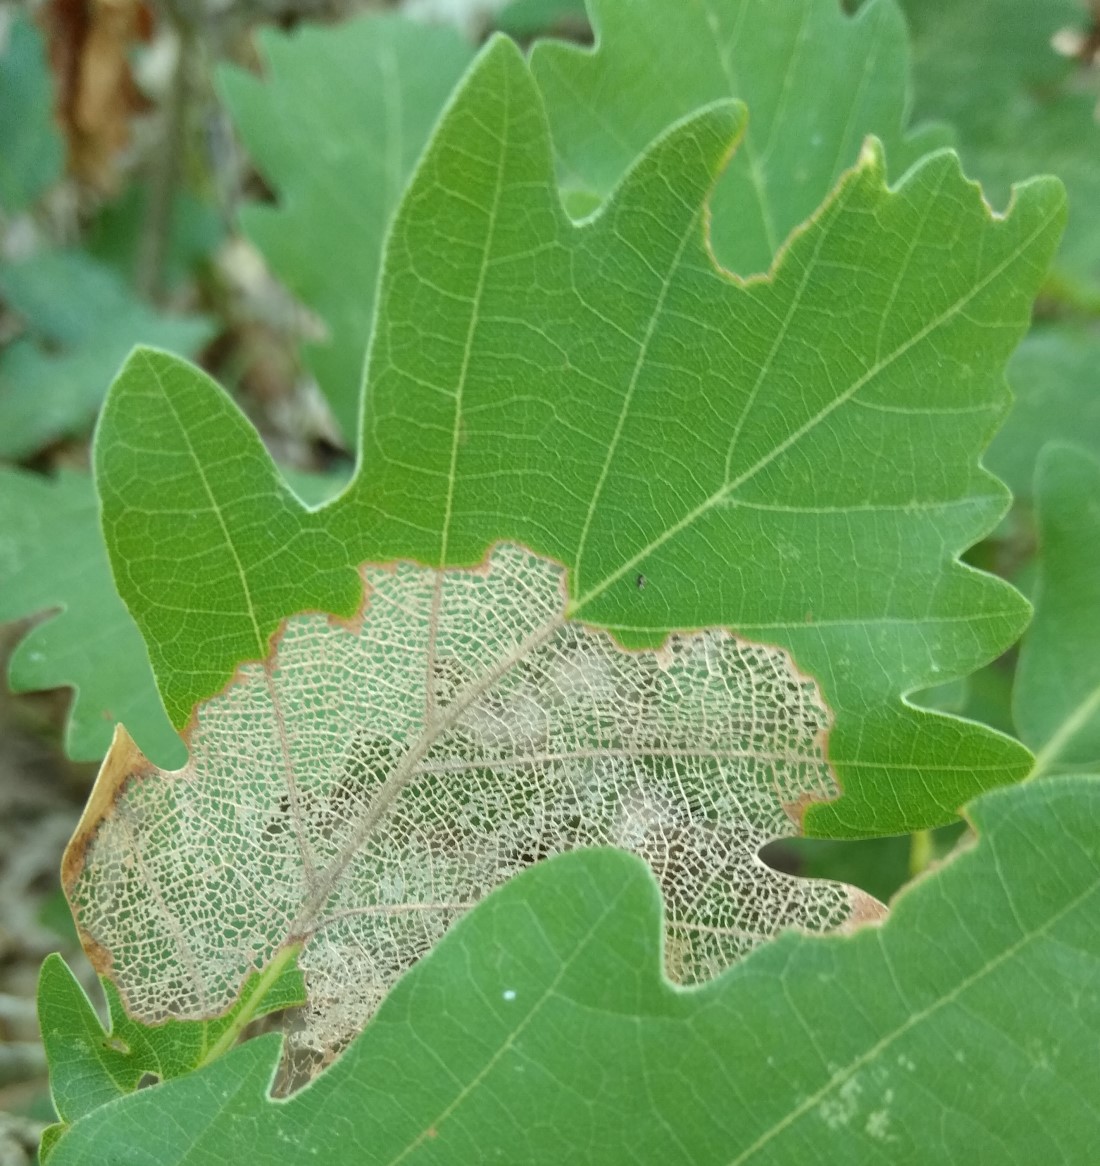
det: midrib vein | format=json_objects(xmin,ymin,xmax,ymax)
[
  {"xmin": 1028, "ymin": 683, "xmax": 1100, "ymax": 779},
  {"xmin": 300, "ymin": 96, "xmax": 515, "ymax": 929},
  {"xmin": 436, "ymin": 127, "xmax": 506, "ymax": 567},
  {"xmin": 428, "ymin": 90, "xmax": 508, "ymax": 716},
  {"xmin": 293, "ymin": 610, "xmax": 564, "ymax": 934}
]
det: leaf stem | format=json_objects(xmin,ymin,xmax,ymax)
[
  {"xmin": 201, "ymin": 943, "xmax": 302, "ymax": 1067},
  {"xmin": 137, "ymin": 1, "xmax": 195, "ymax": 301},
  {"xmin": 1027, "ymin": 684, "xmax": 1100, "ymax": 780},
  {"xmin": 908, "ymin": 829, "xmax": 933, "ymax": 878}
]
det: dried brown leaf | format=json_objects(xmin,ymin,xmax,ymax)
[{"xmin": 43, "ymin": 0, "xmax": 152, "ymax": 190}]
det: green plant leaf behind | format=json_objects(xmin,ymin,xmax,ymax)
[
  {"xmin": 45, "ymin": 774, "xmax": 1100, "ymax": 1165},
  {"xmin": 86, "ymin": 184, "xmax": 225, "ymax": 291},
  {"xmin": 530, "ymin": 0, "xmax": 950, "ymax": 269},
  {"xmin": 218, "ymin": 12, "xmax": 476, "ymax": 443},
  {"xmin": 0, "ymin": 451, "xmax": 343, "ymax": 765},
  {"xmin": 98, "ymin": 39, "xmax": 1063, "ymax": 836},
  {"xmin": 0, "ymin": 10, "xmax": 64, "ymax": 214},
  {"xmin": 986, "ymin": 323, "xmax": 1100, "ymax": 503},
  {"xmin": 899, "ymin": 0, "xmax": 1100, "ymax": 303},
  {"xmin": 0, "ymin": 249, "xmax": 214, "ymax": 460},
  {"xmin": 1014, "ymin": 443, "xmax": 1100, "ymax": 775},
  {"xmin": 497, "ymin": 0, "xmax": 589, "ymax": 38},
  {"xmin": 0, "ymin": 467, "xmax": 181, "ymax": 765},
  {"xmin": 36, "ymin": 948, "xmax": 304, "ymax": 1159}
]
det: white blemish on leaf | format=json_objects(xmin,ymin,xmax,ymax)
[{"xmin": 818, "ymin": 1077, "xmax": 862, "ymax": 1130}]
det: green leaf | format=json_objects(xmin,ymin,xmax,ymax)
[
  {"xmin": 0, "ymin": 454, "xmax": 350, "ymax": 764},
  {"xmin": 93, "ymin": 349, "xmax": 361, "ymax": 728},
  {"xmin": 899, "ymin": 0, "xmax": 1100, "ymax": 301},
  {"xmin": 0, "ymin": 249, "xmax": 214, "ymax": 460},
  {"xmin": 779, "ymin": 820, "xmax": 964, "ymax": 904},
  {"xmin": 37, "ymin": 948, "xmax": 303, "ymax": 1156},
  {"xmin": 338, "ymin": 39, "xmax": 1060, "ymax": 836},
  {"xmin": 772, "ymin": 833, "xmax": 912, "ymax": 903},
  {"xmin": 959, "ymin": 658, "xmax": 1017, "ymax": 739},
  {"xmin": 45, "ymin": 774, "xmax": 1100, "ymax": 1164},
  {"xmin": 986, "ymin": 324, "xmax": 1100, "ymax": 502},
  {"xmin": 97, "ymin": 39, "xmax": 1063, "ymax": 836},
  {"xmin": 900, "ymin": 0, "xmax": 1083, "ymax": 121},
  {"xmin": 1014, "ymin": 443, "xmax": 1100, "ymax": 774},
  {"xmin": 0, "ymin": 11, "xmax": 64, "ymax": 214},
  {"xmin": 218, "ymin": 12, "xmax": 475, "ymax": 442},
  {"xmin": 0, "ymin": 467, "xmax": 181, "ymax": 765},
  {"xmin": 530, "ymin": 0, "xmax": 950, "ymax": 270},
  {"xmin": 497, "ymin": 0, "xmax": 589, "ymax": 37}
]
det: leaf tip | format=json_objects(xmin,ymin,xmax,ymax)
[
  {"xmin": 36, "ymin": 951, "xmax": 71, "ymax": 1003},
  {"xmin": 855, "ymin": 134, "xmax": 887, "ymax": 179},
  {"xmin": 471, "ymin": 28, "xmax": 531, "ymax": 85}
]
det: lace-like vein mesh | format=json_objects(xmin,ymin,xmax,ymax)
[{"xmin": 68, "ymin": 544, "xmax": 854, "ymax": 1079}]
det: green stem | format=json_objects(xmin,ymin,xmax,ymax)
[
  {"xmin": 908, "ymin": 829, "xmax": 933, "ymax": 879},
  {"xmin": 137, "ymin": 4, "xmax": 195, "ymax": 301},
  {"xmin": 201, "ymin": 943, "xmax": 302, "ymax": 1067},
  {"xmin": 1027, "ymin": 684, "xmax": 1100, "ymax": 780}
]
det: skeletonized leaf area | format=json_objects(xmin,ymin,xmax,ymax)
[{"xmin": 65, "ymin": 544, "xmax": 872, "ymax": 1078}]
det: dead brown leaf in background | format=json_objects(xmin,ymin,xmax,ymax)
[{"xmin": 42, "ymin": 0, "xmax": 153, "ymax": 190}]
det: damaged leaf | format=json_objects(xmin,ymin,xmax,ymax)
[
  {"xmin": 96, "ymin": 40, "xmax": 1065, "ymax": 840},
  {"xmin": 64, "ymin": 544, "xmax": 876, "ymax": 1078}
]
